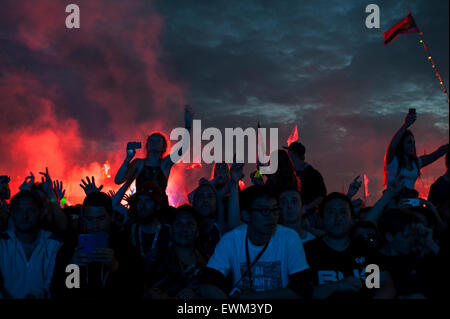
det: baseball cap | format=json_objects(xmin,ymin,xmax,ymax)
[
  {"xmin": 283, "ymin": 141, "xmax": 305, "ymax": 157},
  {"xmin": 128, "ymin": 181, "xmax": 165, "ymax": 205}
]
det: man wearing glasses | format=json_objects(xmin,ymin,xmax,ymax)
[{"xmin": 199, "ymin": 185, "xmax": 311, "ymax": 299}]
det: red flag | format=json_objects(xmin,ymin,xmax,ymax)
[
  {"xmin": 383, "ymin": 14, "xmax": 419, "ymax": 45},
  {"xmin": 363, "ymin": 174, "xmax": 370, "ymax": 199},
  {"xmin": 238, "ymin": 180, "xmax": 245, "ymax": 191},
  {"xmin": 286, "ymin": 125, "xmax": 299, "ymax": 146}
]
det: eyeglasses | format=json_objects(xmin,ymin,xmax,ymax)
[{"xmin": 251, "ymin": 207, "xmax": 280, "ymax": 217}]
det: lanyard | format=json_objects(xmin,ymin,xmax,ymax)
[
  {"xmin": 138, "ymin": 224, "xmax": 161, "ymax": 257},
  {"xmin": 244, "ymin": 231, "xmax": 270, "ymax": 291}
]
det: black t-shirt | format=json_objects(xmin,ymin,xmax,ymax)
[
  {"xmin": 197, "ymin": 224, "xmax": 221, "ymax": 261},
  {"xmin": 151, "ymin": 247, "xmax": 206, "ymax": 297},
  {"xmin": 129, "ymin": 223, "xmax": 172, "ymax": 286},
  {"xmin": 380, "ymin": 253, "xmax": 445, "ymax": 299},
  {"xmin": 296, "ymin": 165, "xmax": 327, "ymax": 206},
  {"xmin": 303, "ymin": 238, "xmax": 380, "ymax": 299}
]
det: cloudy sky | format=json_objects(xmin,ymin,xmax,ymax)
[{"xmin": 0, "ymin": 0, "xmax": 448, "ymax": 204}]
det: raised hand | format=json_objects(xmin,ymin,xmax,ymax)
[
  {"xmin": 39, "ymin": 168, "xmax": 56, "ymax": 200},
  {"xmin": 19, "ymin": 172, "xmax": 35, "ymax": 191},
  {"xmin": 107, "ymin": 190, "xmax": 116, "ymax": 198},
  {"xmin": 198, "ymin": 177, "xmax": 210, "ymax": 186},
  {"xmin": 352, "ymin": 198, "xmax": 363, "ymax": 212},
  {"xmin": 230, "ymin": 162, "xmax": 244, "ymax": 184},
  {"xmin": 123, "ymin": 193, "xmax": 131, "ymax": 203},
  {"xmin": 53, "ymin": 180, "xmax": 66, "ymax": 202},
  {"xmin": 80, "ymin": 176, "xmax": 103, "ymax": 195},
  {"xmin": 72, "ymin": 246, "xmax": 90, "ymax": 267},
  {"xmin": 347, "ymin": 176, "xmax": 362, "ymax": 198},
  {"xmin": 404, "ymin": 111, "xmax": 416, "ymax": 128},
  {"xmin": 184, "ymin": 104, "xmax": 194, "ymax": 129}
]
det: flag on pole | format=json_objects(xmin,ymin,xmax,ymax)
[
  {"xmin": 363, "ymin": 174, "xmax": 370, "ymax": 200},
  {"xmin": 286, "ymin": 125, "xmax": 299, "ymax": 146},
  {"xmin": 256, "ymin": 121, "xmax": 265, "ymax": 174},
  {"xmin": 383, "ymin": 14, "xmax": 419, "ymax": 45},
  {"xmin": 238, "ymin": 179, "xmax": 245, "ymax": 191}
]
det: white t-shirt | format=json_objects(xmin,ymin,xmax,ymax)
[
  {"xmin": 207, "ymin": 224, "xmax": 309, "ymax": 292},
  {"xmin": 386, "ymin": 156, "xmax": 423, "ymax": 189},
  {"xmin": 0, "ymin": 230, "xmax": 62, "ymax": 299},
  {"xmin": 301, "ymin": 231, "xmax": 315, "ymax": 243}
]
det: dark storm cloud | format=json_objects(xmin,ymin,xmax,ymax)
[
  {"xmin": 0, "ymin": 0, "xmax": 447, "ymax": 202},
  {"xmin": 155, "ymin": 0, "xmax": 448, "ymax": 195}
]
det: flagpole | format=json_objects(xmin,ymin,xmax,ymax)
[{"xmin": 407, "ymin": 8, "xmax": 450, "ymax": 103}]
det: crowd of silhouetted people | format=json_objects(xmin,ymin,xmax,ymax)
[{"xmin": 0, "ymin": 107, "xmax": 449, "ymax": 299}]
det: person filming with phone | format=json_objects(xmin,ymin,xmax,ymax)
[
  {"xmin": 384, "ymin": 109, "xmax": 448, "ymax": 201},
  {"xmin": 114, "ymin": 105, "xmax": 194, "ymax": 194},
  {"xmin": 50, "ymin": 192, "xmax": 139, "ymax": 299}
]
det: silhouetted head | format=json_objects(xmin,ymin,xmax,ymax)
[
  {"xmin": 240, "ymin": 185, "xmax": 280, "ymax": 238},
  {"xmin": 170, "ymin": 204, "xmax": 200, "ymax": 248},
  {"xmin": 10, "ymin": 191, "xmax": 43, "ymax": 233},
  {"xmin": 80, "ymin": 192, "xmax": 113, "ymax": 233},
  {"xmin": 319, "ymin": 192, "xmax": 354, "ymax": 239},
  {"xmin": 397, "ymin": 130, "xmax": 416, "ymax": 158},
  {"xmin": 286, "ymin": 142, "xmax": 306, "ymax": 167},
  {"xmin": 384, "ymin": 129, "xmax": 420, "ymax": 186},
  {"xmin": 146, "ymin": 132, "xmax": 168, "ymax": 157},
  {"xmin": 212, "ymin": 163, "xmax": 230, "ymax": 186},
  {"xmin": 193, "ymin": 183, "xmax": 217, "ymax": 218},
  {"xmin": 279, "ymin": 188, "xmax": 302, "ymax": 225},
  {"xmin": 128, "ymin": 182, "xmax": 165, "ymax": 224},
  {"xmin": 0, "ymin": 175, "xmax": 10, "ymax": 200},
  {"xmin": 378, "ymin": 208, "xmax": 420, "ymax": 256}
]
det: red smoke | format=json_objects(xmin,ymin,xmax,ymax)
[
  {"xmin": 0, "ymin": 1, "xmax": 446, "ymax": 207},
  {"xmin": 0, "ymin": 0, "xmax": 195, "ymax": 205}
]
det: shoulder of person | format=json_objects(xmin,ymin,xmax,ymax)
[
  {"xmin": 301, "ymin": 231, "xmax": 316, "ymax": 243},
  {"xmin": 306, "ymin": 165, "xmax": 322, "ymax": 176},
  {"xmin": 302, "ymin": 237, "xmax": 322, "ymax": 253},
  {"xmin": 220, "ymin": 224, "xmax": 247, "ymax": 241},
  {"xmin": 41, "ymin": 230, "xmax": 63, "ymax": 244},
  {"xmin": 386, "ymin": 156, "xmax": 399, "ymax": 166},
  {"xmin": 47, "ymin": 232, "xmax": 64, "ymax": 244},
  {"xmin": 133, "ymin": 158, "xmax": 145, "ymax": 168},
  {"xmin": 274, "ymin": 224, "xmax": 301, "ymax": 239}
]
